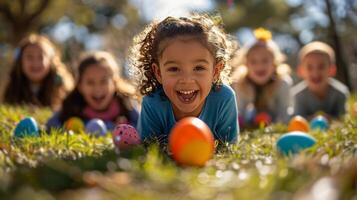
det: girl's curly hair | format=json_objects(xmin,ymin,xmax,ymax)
[{"xmin": 128, "ymin": 13, "xmax": 238, "ymax": 95}]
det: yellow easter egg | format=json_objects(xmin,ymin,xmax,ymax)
[{"xmin": 64, "ymin": 117, "xmax": 85, "ymax": 133}]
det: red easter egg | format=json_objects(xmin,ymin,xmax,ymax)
[
  {"xmin": 254, "ymin": 112, "xmax": 272, "ymax": 126},
  {"xmin": 169, "ymin": 117, "xmax": 214, "ymax": 167},
  {"xmin": 112, "ymin": 124, "xmax": 140, "ymax": 149}
]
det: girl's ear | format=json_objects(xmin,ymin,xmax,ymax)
[
  {"xmin": 213, "ymin": 61, "xmax": 224, "ymax": 82},
  {"xmin": 329, "ymin": 64, "xmax": 337, "ymax": 77},
  {"xmin": 297, "ymin": 65, "xmax": 305, "ymax": 78},
  {"xmin": 152, "ymin": 63, "xmax": 162, "ymax": 84}
]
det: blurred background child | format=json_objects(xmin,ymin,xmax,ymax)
[
  {"xmin": 292, "ymin": 41, "xmax": 350, "ymax": 119},
  {"xmin": 231, "ymin": 28, "xmax": 292, "ymax": 128},
  {"xmin": 130, "ymin": 14, "xmax": 239, "ymax": 146},
  {"xmin": 2, "ymin": 34, "xmax": 74, "ymax": 110},
  {"xmin": 47, "ymin": 51, "xmax": 139, "ymax": 131}
]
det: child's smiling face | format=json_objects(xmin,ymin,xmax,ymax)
[
  {"xmin": 22, "ymin": 44, "xmax": 51, "ymax": 84},
  {"xmin": 79, "ymin": 64, "xmax": 116, "ymax": 111},
  {"xmin": 300, "ymin": 52, "xmax": 331, "ymax": 94},
  {"xmin": 246, "ymin": 46, "xmax": 275, "ymax": 85},
  {"xmin": 153, "ymin": 37, "xmax": 221, "ymax": 120}
]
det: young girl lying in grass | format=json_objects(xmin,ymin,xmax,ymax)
[
  {"xmin": 3, "ymin": 34, "xmax": 73, "ymax": 111},
  {"xmin": 47, "ymin": 51, "xmax": 139, "ymax": 131},
  {"xmin": 129, "ymin": 14, "xmax": 239, "ymax": 146}
]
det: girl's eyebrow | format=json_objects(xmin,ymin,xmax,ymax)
[
  {"xmin": 163, "ymin": 60, "xmax": 179, "ymax": 66},
  {"xmin": 163, "ymin": 59, "xmax": 209, "ymax": 66},
  {"xmin": 193, "ymin": 59, "xmax": 209, "ymax": 64}
]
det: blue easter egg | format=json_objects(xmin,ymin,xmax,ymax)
[
  {"xmin": 85, "ymin": 119, "xmax": 107, "ymax": 136},
  {"xmin": 13, "ymin": 117, "xmax": 39, "ymax": 138},
  {"xmin": 276, "ymin": 131, "xmax": 316, "ymax": 155},
  {"xmin": 310, "ymin": 115, "xmax": 329, "ymax": 131}
]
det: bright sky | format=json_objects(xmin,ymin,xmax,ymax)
[{"xmin": 130, "ymin": 0, "xmax": 214, "ymax": 20}]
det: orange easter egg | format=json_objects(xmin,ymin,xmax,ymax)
[
  {"xmin": 169, "ymin": 117, "xmax": 214, "ymax": 167},
  {"xmin": 288, "ymin": 115, "xmax": 309, "ymax": 132}
]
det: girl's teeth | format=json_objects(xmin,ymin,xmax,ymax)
[{"xmin": 180, "ymin": 90, "xmax": 195, "ymax": 95}]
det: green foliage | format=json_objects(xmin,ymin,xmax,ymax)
[{"xmin": 0, "ymin": 104, "xmax": 356, "ymax": 199}]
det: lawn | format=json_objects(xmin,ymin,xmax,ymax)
[{"xmin": 0, "ymin": 104, "xmax": 356, "ymax": 200}]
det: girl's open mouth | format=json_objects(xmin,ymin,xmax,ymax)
[
  {"xmin": 255, "ymin": 70, "xmax": 267, "ymax": 77},
  {"xmin": 30, "ymin": 66, "xmax": 44, "ymax": 73},
  {"xmin": 91, "ymin": 95, "xmax": 106, "ymax": 104},
  {"xmin": 176, "ymin": 90, "xmax": 198, "ymax": 104}
]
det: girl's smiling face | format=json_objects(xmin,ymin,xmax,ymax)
[
  {"xmin": 153, "ymin": 37, "xmax": 221, "ymax": 120},
  {"xmin": 78, "ymin": 64, "xmax": 116, "ymax": 111},
  {"xmin": 246, "ymin": 46, "xmax": 276, "ymax": 85},
  {"xmin": 21, "ymin": 44, "xmax": 51, "ymax": 83}
]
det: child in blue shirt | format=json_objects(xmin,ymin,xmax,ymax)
[{"xmin": 129, "ymin": 14, "xmax": 239, "ymax": 146}]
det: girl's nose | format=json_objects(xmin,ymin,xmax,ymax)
[
  {"xmin": 178, "ymin": 72, "xmax": 195, "ymax": 84},
  {"xmin": 34, "ymin": 58, "xmax": 45, "ymax": 67},
  {"xmin": 93, "ymin": 84, "xmax": 103, "ymax": 92}
]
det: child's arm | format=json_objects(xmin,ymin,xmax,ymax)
[
  {"xmin": 291, "ymin": 83, "xmax": 308, "ymax": 118},
  {"xmin": 137, "ymin": 97, "xmax": 163, "ymax": 143},
  {"xmin": 276, "ymin": 80, "xmax": 292, "ymax": 123},
  {"xmin": 336, "ymin": 89, "xmax": 350, "ymax": 117},
  {"xmin": 216, "ymin": 90, "xmax": 239, "ymax": 144}
]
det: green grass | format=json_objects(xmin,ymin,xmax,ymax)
[{"xmin": 0, "ymin": 105, "xmax": 356, "ymax": 200}]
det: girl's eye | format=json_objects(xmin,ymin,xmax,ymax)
[
  {"xmin": 86, "ymin": 80, "xmax": 95, "ymax": 86},
  {"xmin": 167, "ymin": 66, "xmax": 179, "ymax": 72},
  {"xmin": 25, "ymin": 55, "xmax": 33, "ymax": 61},
  {"xmin": 194, "ymin": 65, "xmax": 206, "ymax": 71},
  {"xmin": 101, "ymin": 79, "xmax": 110, "ymax": 85}
]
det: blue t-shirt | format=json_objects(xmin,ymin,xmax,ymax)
[{"xmin": 137, "ymin": 84, "xmax": 239, "ymax": 145}]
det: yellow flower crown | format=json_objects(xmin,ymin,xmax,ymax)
[{"xmin": 254, "ymin": 28, "xmax": 272, "ymax": 41}]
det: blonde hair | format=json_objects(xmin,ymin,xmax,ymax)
[
  {"xmin": 129, "ymin": 13, "xmax": 238, "ymax": 95},
  {"xmin": 231, "ymin": 28, "xmax": 290, "ymax": 81},
  {"xmin": 299, "ymin": 41, "xmax": 335, "ymax": 64}
]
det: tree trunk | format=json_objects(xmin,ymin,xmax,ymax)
[
  {"xmin": 325, "ymin": 0, "xmax": 352, "ymax": 90},
  {"xmin": 0, "ymin": 0, "xmax": 50, "ymax": 45}
]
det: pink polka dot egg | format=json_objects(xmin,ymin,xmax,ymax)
[{"xmin": 112, "ymin": 124, "xmax": 140, "ymax": 149}]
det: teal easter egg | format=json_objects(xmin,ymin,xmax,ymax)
[
  {"xmin": 276, "ymin": 131, "xmax": 316, "ymax": 155},
  {"xmin": 13, "ymin": 117, "xmax": 39, "ymax": 137},
  {"xmin": 310, "ymin": 115, "xmax": 329, "ymax": 131},
  {"xmin": 85, "ymin": 119, "xmax": 107, "ymax": 136}
]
